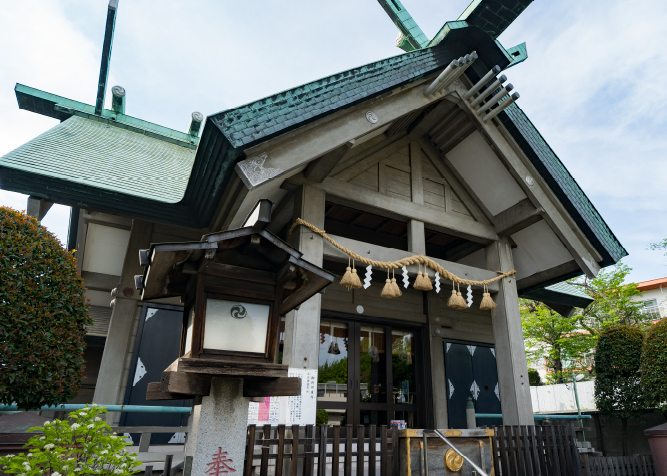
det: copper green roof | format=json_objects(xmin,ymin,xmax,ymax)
[
  {"xmin": 0, "ymin": 115, "xmax": 195, "ymax": 203},
  {"xmin": 458, "ymin": 0, "xmax": 534, "ymax": 39},
  {"xmin": 521, "ymin": 281, "xmax": 593, "ymax": 309}
]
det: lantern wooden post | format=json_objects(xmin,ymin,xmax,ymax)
[{"xmin": 136, "ymin": 200, "xmax": 334, "ymax": 475}]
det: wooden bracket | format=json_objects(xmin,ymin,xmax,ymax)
[
  {"xmin": 243, "ymin": 377, "xmax": 301, "ymax": 397},
  {"xmin": 161, "ymin": 371, "xmax": 212, "ymax": 396},
  {"xmin": 146, "ymin": 382, "xmax": 191, "ymax": 401}
]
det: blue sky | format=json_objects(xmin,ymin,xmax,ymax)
[{"xmin": 1, "ymin": 0, "xmax": 666, "ymax": 283}]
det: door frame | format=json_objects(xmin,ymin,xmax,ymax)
[{"xmin": 319, "ymin": 310, "xmax": 429, "ymax": 428}]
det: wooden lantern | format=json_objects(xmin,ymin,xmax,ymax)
[{"xmin": 135, "ymin": 199, "xmax": 334, "ymax": 400}]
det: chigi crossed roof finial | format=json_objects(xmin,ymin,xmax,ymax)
[{"xmin": 376, "ymin": 0, "xmax": 531, "ymax": 68}]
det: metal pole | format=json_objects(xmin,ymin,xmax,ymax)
[{"xmin": 572, "ymin": 373, "xmax": 585, "ymax": 441}]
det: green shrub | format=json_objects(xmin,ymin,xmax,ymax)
[
  {"xmin": 594, "ymin": 324, "xmax": 645, "ymax": 455},
  {"xmin": 640, "ymin": 318, "xmax": 667, "ymax": 413},
  {"xmin": 528, "ymin": 368, "xmax": 543, "ymax": 386},
  {"xmin": 0, "ymin": 207, "xmax": 90, "ymax": 409},
  {"xmin": 0, "ymin": 405, "xmax": 140, "ymax": 475}
]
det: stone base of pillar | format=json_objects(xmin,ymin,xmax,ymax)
[{"xmin": 184, "ymin": 378, "xmax": 250, "ymax": 476}]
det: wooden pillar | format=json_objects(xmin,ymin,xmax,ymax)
[
  {"xmin": 93, "ymin": 220, "xmax": 153, "ymax": 420},
  {"xmin": 425, "ymin": 292, "xmax": 448, "ymax": 428},
  {"xmin": 283, "ymin": 185, "xmax": 325, "ymax": 371},
  {"xmin": 485, "ymin": 238, "xmax": 534, "ymax": 425},
  {"xmin": 407, "ymin": 219, "xmax": 426, "ymax": 254}
]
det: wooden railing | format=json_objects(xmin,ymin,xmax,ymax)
[
  {"xmin": 489, "ymin": 424, "xmax": 583, "ymax": 476},
  {"xmin": 244, "ymin": 424, "xmax": 400, "ymax": 476},
  {"xmin": 111, "ymin": 426, "xmax": 187, "ymax": 476},
  {"xmin": 584, "ymin": 455, "xmax": 655, "ymax": 476}
]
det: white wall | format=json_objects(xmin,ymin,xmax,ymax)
[{"xmin": 530, "ymin": 380, "xmax": 596, "ymax": 413}]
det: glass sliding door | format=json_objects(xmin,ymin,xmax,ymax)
[
  {"xmin": 317, "ymin": 315, "xmax": 425, "ymax": 428},
  {"xmin": 317, "ymin": 320, "xmax": 349, "ymax": 426}
]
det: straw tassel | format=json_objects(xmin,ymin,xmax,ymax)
[
  {"xmin": 413, "ymin": 265, "xmax": 430, "ymax": 291},
  {"xmin": 391, "ymin": 269, "xmax": 402, "ymax": 297},
  {"xmin": 381, "ymin": 269, "xmax": 398, "ymax": 298},
  {"xmin": 421, "ymin": 271, "xmax": 433, "ymax": 291},
  {"xmin": 479, "ymin": 284, "xmax": 496, "ymax": 310},
  {"xmin": 447, "ymin": 282, "xmax": 468, "ymax": 309},
  {"xmin": 340, "ymin": 257, "xmax": 354, "ymax": 290}
]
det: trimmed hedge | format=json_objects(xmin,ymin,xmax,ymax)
[
  {"xmin": 0, "ymin": 207, "xmax": 90, "ymax": 409},
  {"xmin": 641, "ymin": 318, "xmax": 667, "ymax": 412},
  {"xmin": 594, "ymin": 325, "xmax": 645, "ymax": 418}
]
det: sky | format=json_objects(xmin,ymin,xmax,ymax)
[{"xmin": 1, "ymin": 0, "xmax": 666, "ymax": 283}]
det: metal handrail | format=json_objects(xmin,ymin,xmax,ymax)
[
  {"xmin": 0, "ymin": 404, "xmax": 191, "ymax": 413},
  {"xmin": 430, "ymin": 429, "xmax": 489, "ymax": 476},
  {"xmin": 475, "ymin": 413, "xmax": 591, "ymax": 420}
]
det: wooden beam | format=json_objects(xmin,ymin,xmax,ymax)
[
  {"xmin": 304, "ymin": 143, "xmax": 352, "ymax": 182},
  {"xmin": 266, "ymin": 191, "xmax": 295, "ymax": 234},
  {"xmin": 161, "ymin": 371, "xmax": 212, "ymax": 396},
  {"xmin": 287, "ymin": 175, "xmax": 498, "ymax": 243},
  {"xmin": 418, "ymin": 138, "xmax": 492, "ymax": 225},
  {"xmin": 493, "ymin": 198, "xmax": 544, "ymax": 237},
  {"xmin": 146, "ymin": 382, "xmax": 191, "ymax": 401},
  {"xmin": 444, "ymin": 241, "xmax": 485, "ymax": 262},
  {"xmin": 243, "ymin": 377, "xmax": 302, "ymax": 397},
  {"xmin": 322, "ymin": 233, "xmax": 500, "ymax": 291},
  {"xmin": 237, "ymin": 82, "xmax": 441, "ymax": 190},
  {"xmin": 516, "ymin": 260, "xmax": 580, "ymax": 291},
  {"xmin": 172, "ymin": 358, "xmax": 290, "ymax": 378},
  {"xmin": 408, "ymin": 99, "xmax": 456, "ymax": 137}
]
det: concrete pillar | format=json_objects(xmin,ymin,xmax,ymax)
[
  {"xmin": 485, "ymin": 238, "xmax": 533, "ymax": 425},
  {"xmin": 407, "ymin": 219, "xmax": 426, "ymax": 254},
  {"xmin": 27, "ymin": 196, "xmax": 54, "ymax": 221},
  {"xmin": 425, "ymin": 291, "xmax": 448, "ymax": 429},
  {"xmin": 93, "ymin": 220, "xmax": 153, "ymax": 416},
  {"xmin": 185, "ymin": 378, "xmax": 250, "ymax": 476},
  {"xmin": 283, "ymin": 185, "xmax": 325, "ymax": 373}
]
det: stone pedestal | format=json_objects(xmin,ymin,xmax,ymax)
[{"xmin": 185, "ymin": 378, "xmax": 250, "ymax": 476}]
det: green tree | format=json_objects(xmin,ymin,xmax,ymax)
[
  {"xmin": 521, "ymin": 300, "xmax": 595, "ymax": 383},
  {"xmin": 570, "ymin": 262, "xmax": 647, "ymax": 334},
  {"xmin": 640, "ymin": 318, "xmax": 667, "ymax": 416},
  {"xmin": 318, "ymin": 358, "xmax": 348, "ymax": 384},
  {"xmin": 0, "ymin": 207, "xmax": 90, "ymax": 409},
  {"xmin": 594, "ymin": 325, "xmax": 645, "ymax": 456},
  {"xmin": 0, "ymin": 405, "xmax": 140, "ymax": 475}
]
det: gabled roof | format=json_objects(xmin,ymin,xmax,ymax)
[
  {"xmin": 521, "ymin": 281, "xmax": 594, "ymax": 309},
  {"xmin": 637, "ymin": 277, "xmax": 667, "ymax": 291},
  {"xmin": 0, "ymin": 22, "xmax": 625, "ymax": 277}
]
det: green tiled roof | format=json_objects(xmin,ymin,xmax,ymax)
[
  {"xmin": 520, "ymin": 281, "xmax": 593, "ymax": 309},
  {"xmin": 376, "ymin": 0, "xmax": 429, "ymax": 52},
  {"xmin": 0, "ymin": 115, "xmax": 195, "ymax": 203},
  {"xmin": 498, "ymin": 104, "xmax": 627, "ymax": 266},
  {"xmin": 458, "ymin": 0, "xmax": 534, "ymax": 39},
  {"xmin": 209, "ymin": 28, "xmax": 507, "ymax": 150}
]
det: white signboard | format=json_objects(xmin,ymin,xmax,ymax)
[{"xmin": 247, "ymin": 368, "xmax": 318, "ymax": 425}]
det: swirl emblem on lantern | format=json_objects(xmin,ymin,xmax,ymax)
[
  {"xmin": 444, "ymin": 448, "xmax": 464, "ymax": 472},
  {"xmin": 230, "ymin": 304, "xmax": 248, "ymax": 319}
]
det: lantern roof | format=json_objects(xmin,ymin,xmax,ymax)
[{"xmin": 139, "ymin": 226, "xmax": 334, "ymax": 315}]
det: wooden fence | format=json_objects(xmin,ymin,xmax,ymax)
[
  {"xmin": 244, "ymin": 424, "xmax": 400, "ymax": 476},
  {"xmin": 489, "ymin": 425, "xmax": 583, "ymax": 476},
  {"xmin": 584, "ymin": 455, "xmax": 655, "ymax": 476}
]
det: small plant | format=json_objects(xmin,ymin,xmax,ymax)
[{"xmin": 0, "ymin": 405, "xmax": 140, "ymax": 475}]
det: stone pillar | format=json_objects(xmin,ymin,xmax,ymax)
[
  {"xmin": 283, "ymin": 185, "xmax": 325, "ymax": 372},
  {"xmin": 93, "ymin": 220, "xmax": 153, "ymax": 417},
  {"xmin": 407, "ymin": 219, "xmax": 426, "ymax": 254},
  {"xmin": 485, "ymin": 238, "xmax": 533, "ymax": 425},
  {"xmin": 185, "ymin": 378, "xmax": 250, "ymax": 476}
]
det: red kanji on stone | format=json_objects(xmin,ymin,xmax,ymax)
[{"xmin": 206, "ymin": 447, "xmax": 237, "ymax": 475}]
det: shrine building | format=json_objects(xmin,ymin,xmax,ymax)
[{"xmin": 0, "ymin": 0, "xmax": 625, "ymax": 431}]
